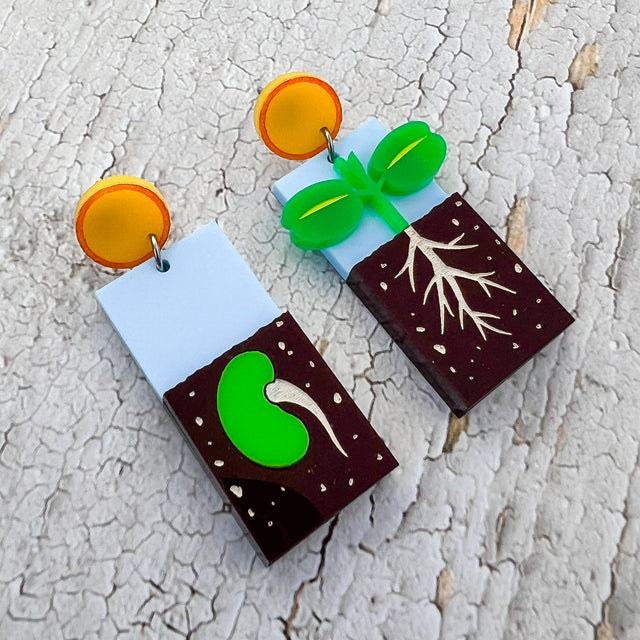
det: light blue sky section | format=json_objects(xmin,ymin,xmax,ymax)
[
  {"xmin": 96, "ymin": 223, "xmax": 280, "ymax": 398},
  {"xmin": 272, "ymin": 118, "xmax": 448, "ymax": 278}
]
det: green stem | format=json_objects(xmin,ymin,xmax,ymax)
[
  {"xmin": 369, "ymin": 192, "xmax": 409, "ymax": 234},
  {"xmin": 333, "ymin": 154, "xmax": 409, "ymax": 235}
]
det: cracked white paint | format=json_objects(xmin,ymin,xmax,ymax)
[{"xmin": 0, "ymin": 0, "xmax": 638, "ymax": 639}]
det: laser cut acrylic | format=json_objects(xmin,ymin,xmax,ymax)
[
  {"xmin": 75, "ymin": 177, "xmax": 397, "ymax": 565},
  {"xmin": 256, "ymin": 74, "xmax": 574, "ymax": 417}
]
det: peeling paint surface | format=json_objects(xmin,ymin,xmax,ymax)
[
  {"xmin": 506, "ymin": 197, "xmax": 528, "ymax": 256},
  {"xmin": 0, "ymin": 0, "xmax": 638, "ymax": 638},
  {"xmin": 569, "ymin": 43, "xmax": 601, "ymax": 90},
  {"xmin": 508, "ymin": 0, "xmax": 557, "ymax": 50}
]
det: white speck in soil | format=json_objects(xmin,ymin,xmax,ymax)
[
  {"xmin": 474, "ymin": 225, "xmax": 480, "ymax": 230},
  {"xmin": 230, "ymin": 485, "xmax": 243, "ymax": 498},
  {"xmin": 248, "ymin": 508, "xmax": 255, "ymax": 517},
  {"xmin": 280, "ymin": 486, "xmax": 286, "ymax": 492},
  {"xmin": 416, "ymin": 326, "xmax": 426, "ymax": 332},
  {"xmin": 267, "ymin": 521, "xmax": 273, "ymax": 527},
  {"xmin": 455, "ymin": 201, "xmax": 462, "ymax": 207},
  {"xmin": 376, "ymin": 453, "xmax": 383, "ymax": 461},
  {"xmin": 434, "ymin": 344, "xmax": 446, "ymax": 354},
  {"xmin": 348, "ymin": 478, "xmax": 354, "ymax": 486},
  {"xmin": 470, "ymin": 359, "xmax": 474, "ymax": 363},
  {"xmin": 333, "ymin": 392, "xmax": 342, "ymax": 404},
  {"xmin": 514, "ymin": 264, "xmax": 523, "ymax": 273},
  {"xmin": 287, "ymin": 350, "xmax": 293, "ymax": 355},
  {"xmin": 487, "ymin": 256, "xmax": 492, "ymax": 261},
  {"xmin": 271, "ymin": 501, "xmax": 275, "ymax": 506},
  {"xmin": 309, "ymin": 360, "xmax": 315, "ymax": 367},
  {"xmin": 450, "ymin": 366, "xmax": 456, "ymax": 373},
  {"xmin": 195, "ymin": 416, "xmax": 203, "ymax": 426},
  {"xmin": 513, "ymin": 343, "xmax": 520, "ymax": 349},
  {"xmin": 495, "ymin": 239, "xmax": 501, "ymax": 245},
  {"xmin": 536, "ymin": 298, "xmax": 541, "ymax": 304},
  {"xmin": 380, "ymin": 282, "xmax": 388, "ymax": 291},
  {"xmin": 476, "ymin": 346, "xmax": 482, "ymax": 351},
  {"xmin": 305, "ymin": 382, "xmax": 311, "ymax": 388},
  {"xmin": 278, "ymin": 341, "xmax": 285, "ymax": 350},
  {"xmin": 189, "ymin": 391, "xmax": 195, "ymax": 397},
  {"xmin": 469, "ymin": 376, "xmax": 474, "ymax": 380},
  {"xmin": 380, "ymin": 262, "xmax": 387, "ymax": 268},
  {"xmin": 513, "ymin": 309, "xmax": 518, "ymax": 316},
  {"xmin": 320, "ymin": 483, "xmax": 327, "ymax": 492},
  {"xmin": 536, "ymin": 323, "xmax": 542, "ymax": 329},
  {"xmin": 452, "ymin": 218, "xmax": 460, "ymax": 226},
  {"xmin": 207, "ymin": 441, "xmax": 212, "ymax": 446},
  {"xmin": 276, "ymin": 320, "xmax": 283, "ymax": 327},
  {"xmin": 353, "ymin": 434, "xmax": 358, "ymax": 439},
  {"xmin": 214, "ymin": 460, "xmax": 224, "ymax": 467},
  {"xmin": 411, "ymin": 312, "xmax": 416, "ymax": 317}
]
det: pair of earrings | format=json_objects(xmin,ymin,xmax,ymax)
[{"xmin": 76, "ymin": 73, "xmax": 572, "ymax": 565}]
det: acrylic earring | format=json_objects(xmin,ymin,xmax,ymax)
[
  {"xmin": 75, "ymin": 175, "xmax": 397, "ymax": 565},
  {"xmin": 256, "ymin": 73, "xmax": 574, "ymax": 417}
]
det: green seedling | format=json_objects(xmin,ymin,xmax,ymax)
[
  {"xmin": 282, "ymin": 121, "xmax": 446, "ymax": 249},
  {"xmin": 282, "ymin": 120, "xmax": 515, "ymax": 338}
]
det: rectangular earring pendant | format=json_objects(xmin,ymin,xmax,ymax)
[
  {"xmin": 273, "ymin": 119, "xmax": 574, "ymax": 416},
  {"xmin": 95, "ymin": 222, "xmax": 397, "ymax": 565}
]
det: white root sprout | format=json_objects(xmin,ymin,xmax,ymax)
[{"xmin": 395, "ymin": 226, "xmax": 516, "ymax": 340}]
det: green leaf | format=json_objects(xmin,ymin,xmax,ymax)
[
  {"xmin": 367, "ymin": 121, "xmax": 447, "ymax": 196},
  {"xmin": 282, "ymin": 180, "xmax": 364, "ymax": 250},
  {"xmin": 333, "ymin": 152, "xmax": 371, "ymax": 191}
]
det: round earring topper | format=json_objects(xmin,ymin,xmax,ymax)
[
  {"xmin": 254, "ymin": 72, "xmax": 342, "ymax": 161},
  {"xmin": 75, "ymin": 176, "xmax": 171, "ymax": 269}
]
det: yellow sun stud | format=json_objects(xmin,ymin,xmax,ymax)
[
  {"xmin": 75, "ymin": 176, "xmax": 171, "ymax": 269},
  {"xmin": 254, "ymin": 72, "xmax": 342, "ymax": 161}
]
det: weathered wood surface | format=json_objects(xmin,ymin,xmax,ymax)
[{"xmin": 1, "ymin": 1, "xmax": 638, "ymax": 638}]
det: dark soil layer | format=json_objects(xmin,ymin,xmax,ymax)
[
  {"xmin": 347, "ymin": 194, "xmax": 574, "ymax": 416},
  {"xmin": 164, "ymin": 312, "xmax": 398, "ymax": 565}
]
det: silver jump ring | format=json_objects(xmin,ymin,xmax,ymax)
[
  {"xmin": 320, "ymin": 127, "xmax": 336, "ymax": 164},
  {"xmin": 149, "ymin": 234, "xmax": 170, "ymax": 272}
]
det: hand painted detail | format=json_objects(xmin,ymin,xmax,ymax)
[
  {"xmin": 217, "ymin": 350, "xmax": 348, "ymax": 468},
  {"xmin": 395, "ymin": 226, "xmax": 516, "ymax": 339}
]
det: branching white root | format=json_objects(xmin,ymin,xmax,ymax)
[{"xmin": 395, "ymin": 226, "xmax": 516, "ymax": 339}]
